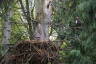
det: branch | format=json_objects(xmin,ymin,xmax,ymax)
[{"xmin": 18, "ymin": 0, "xmax": 27, "ymax": 17}]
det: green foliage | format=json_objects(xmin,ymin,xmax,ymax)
[
  {"xmin": 52, "ymin": 0, "xmax": 96, "ymax": 64},
  {"xmin": 0, "ymin": 0, "xmax": 29, "ymax": 45}
]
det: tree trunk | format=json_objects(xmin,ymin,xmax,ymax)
[
  {"xmin": 34, "ymin": 0, "xmax": 52, "ymax": 41},
  {"xmin": 2, "ymin": 7, "xmax": 12, "ymax": 54}
]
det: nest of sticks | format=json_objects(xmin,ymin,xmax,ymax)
[{"xmin": 1, "ymin": 40, "xmax": 58, "ymax": 64}]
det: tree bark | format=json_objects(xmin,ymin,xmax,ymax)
[
  {"xmin": 2, "ymin": 6, "xmax": 12, "ymax": 54},
  {"xmin": 34, "ymin": 0, "xmax": 52, "ymax": 41}
]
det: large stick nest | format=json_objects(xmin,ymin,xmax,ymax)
[{"xmin": 1, "ymin": 40, "xmax": 58, "ymax": 64}]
